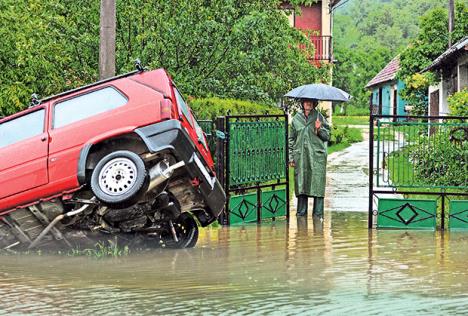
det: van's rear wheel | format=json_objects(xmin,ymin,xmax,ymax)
[{"xmin": 90, "ymin": 150, "xmax": 148, "ymax": 209}]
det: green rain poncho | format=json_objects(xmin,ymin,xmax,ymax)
[{"xmin": 289, "ymin": 109, "xmax": 330, "ymax": 197}]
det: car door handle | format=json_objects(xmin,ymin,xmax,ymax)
[{"xmin": 40, "ymin": 136, "xmax": 47, "ymax": 142}]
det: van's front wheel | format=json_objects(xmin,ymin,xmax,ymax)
[{"xmin": 90, "ymin": 150, "xmax": 148, "ymax": 209}]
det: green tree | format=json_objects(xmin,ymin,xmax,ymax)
[
  {"xmin": 0, "ymin": 0, "xmax": 330, "ymax": 117},
  {"xmin": 332, "ymin": 0, "xmax": 446, "ymax": 110},
  {"xmin": 398, "ymin": 1, "xmax": 468, "ymax": 114},
  {"xmin": 0, "ymin": 0, "xmax": 99, "ymax": 116}
]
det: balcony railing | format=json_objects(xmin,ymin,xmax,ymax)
[
  {"xmin": 299, "ymin": 33, "xmax": 333, "ymax": 62},
  {"xmin": 309, "ymin": 35, "xmax": 332, "ymax": 61}
]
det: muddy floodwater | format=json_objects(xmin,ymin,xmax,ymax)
[{"xmin": 0, "ymin": 212, "xmax": 467, "ymax": 315}]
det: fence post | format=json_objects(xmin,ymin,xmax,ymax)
[
  {"xmin": 368, "ymin": 95, "xmax": 374, "ymax": 229},
  {"xmin": 285, "ymin": 113, "xmax": 290, "ymax": 221},
  {"xmin": 215, "ymin": 116, "xmax": 228, "ymax": 225}
]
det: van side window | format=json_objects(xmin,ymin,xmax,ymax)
[
  {"xmin": 174, "ymin": 88, "xmax": 194, "ymax": 127},
  {"xmin": 54, "ymin": 87, "xmax": 127, "ymax": 128},
  {"xmin": 0, "ymin": 109, "xmax": 45, "ymax": 148}
]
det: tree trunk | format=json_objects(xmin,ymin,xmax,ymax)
[{"xmin": 99, "ymin": 0, "xmax": 116, "ymax": 80}]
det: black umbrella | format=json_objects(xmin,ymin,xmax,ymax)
[{"xmin": 284, "ymin": 83, "xmax": 352, "ymax": 102}]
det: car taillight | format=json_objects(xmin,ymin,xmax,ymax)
[{"xmin": 160, "ymin": 99, "xmax": 172, "ymax": 120}]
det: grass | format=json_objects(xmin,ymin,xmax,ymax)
[
  {"xmin": 332, "ymin": 116, "xmax": 369, "ymax": 126},
  {"xmin": 68, "ymin": 240, "xmax": 130, "ymax": 258},
  {"xmin": 328, "ymin": 142, "xmax": 351, "ymax": 154},
  {"xmin": 373, "ymin": 127, "xmax": 396, "ymax": 141}
]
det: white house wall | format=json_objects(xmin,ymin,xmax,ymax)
[{"xmin": 458, "ymin": 54, "xmax": 468, "ymax": 91}]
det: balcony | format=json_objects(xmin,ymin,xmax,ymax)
[{"xmin": 308, "ymin": 35, "xmax": 333, "ymax": 61}]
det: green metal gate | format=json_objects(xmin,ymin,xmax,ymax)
[
  {"xmin": 369, "ymin": 114, "xmax": 468, "ymax": 230},
  {"xmin": 213, "ymin": 114, "xmax": 290, "ymax": 225}
]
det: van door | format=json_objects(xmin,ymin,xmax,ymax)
[{"xmin": 0, "ymin": 107, "xmax": 49, "ymax": 199}]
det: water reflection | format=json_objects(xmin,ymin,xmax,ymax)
[{"xmin": 0, "ymin": 212, "xmax": 467, "ymax": 315}]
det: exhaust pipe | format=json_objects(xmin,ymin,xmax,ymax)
[{"xmin": 147, "ymin": 160, "xmax": 185, "ymax": 192}]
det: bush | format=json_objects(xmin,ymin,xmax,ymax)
[
  {"xmin": 330, "ymin": 125, "xmax": 363, "ymax": 146},
  {"xmin": 448, "ymin": 89, "xmax": 468, "ymax": 116},
  {"xmin": 409, "ymin": 132, "xmax": 467, "ymax": 187},
  {"xmin": 189, "ymin": 97, "xmax": 283, "ymax": 120}
]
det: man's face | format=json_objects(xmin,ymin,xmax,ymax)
[{"xmin": 303, "ymin": 101, "xmax": 313, "ymax": 116}]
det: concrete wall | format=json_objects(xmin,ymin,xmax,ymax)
[{"xmin": 322, "ymin": 0, "xmax": 332, "ymax": 36}]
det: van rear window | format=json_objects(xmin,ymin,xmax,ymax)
[{"xmin": 54, "ymin": 87, "xmax": 127, "ymax": 128}]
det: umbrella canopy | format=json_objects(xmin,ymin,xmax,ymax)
[{"xmin": 284, "ymin": 83, "xmax": 352, "ymax": 102}]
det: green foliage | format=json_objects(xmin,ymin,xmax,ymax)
[
  {"xmin": 448, "ymin": 89, "xmax": 468, "ymax": 116},
  {"xmin": 0, "ymin": 0, "xmax": 330, "ymax": 116},
  {"xmin": 329, "ymin": 125, "xmax": 363, "ymax": 146},
  {"xmin": 409, "ymin": 133, "xmax": 467, "ymax": 187},
  {"xmin": 400, "ymin": 73, "xmax": 435, "ymax": 115},
  {"xmin": 398, "ymin": 1, "xmax": 468, "ymax": 113},
  {"xmin": 190, "ymin": 97, "xmax": 282, "ymax": 120},
  {"xmin": 0, "ymin": 0, "xmax": 99, "ymax": 116},
  {"xmin": 333, "ymin": 0, "xmax": 446, "ymax": 110}
]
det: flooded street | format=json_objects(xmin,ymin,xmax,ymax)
[{"xmin": 1, "ymin": 212, "xmax": 467, "ymax": 315}]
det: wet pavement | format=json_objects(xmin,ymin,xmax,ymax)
[
  {"xmin": 0, "ymin": 212, "xmax": 467, "ymax": 315},
  {"xmin": 325, "ymin": 135, "xmax": 370, "ymax": 213}
]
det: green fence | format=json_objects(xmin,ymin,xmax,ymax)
[
  {"xmin": 376, "ymin": 120, "xmax": 467, "ymax": 189},
  {"xmin": 377, "ymin": 199, "xmax": 437, "ymax": 230},
  {"xmin": 198, "ymin": 120, "xmax": 216, "ymax": 156},
  {"xmin": 370, "ymin": 114, "xmax": 468, "ymax": 230},
  {"xmin": 215, "ymin": 114, "xmax": 290, "ymax": 225},
  {"xmin": 228, "ymin": 120, "xmax": 286, "ymax": 187},
  {"xmin": 449, "ymin": 200, "xmax": 468, "ymax": 230}
]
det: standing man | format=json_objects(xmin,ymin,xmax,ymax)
[{"xmin": 289, "ymin": 99, "xmax": 330, "ymax": 218}]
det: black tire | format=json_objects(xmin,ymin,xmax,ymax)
[
  {"xmin": 162, "ymin": 213, "xmax": 199, "ymax": 249},
  {"xmin": 90, "ymin": 150, "xmax": 148, "ymax": 209}
]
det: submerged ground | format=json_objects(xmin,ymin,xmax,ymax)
[{"xmin": 0, "ymin": 213, "xmax": 467, "ymax": 315}]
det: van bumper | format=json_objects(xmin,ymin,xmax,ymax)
[{"xmin": 135, "ymin": 120, "xmax": 225, "ymax": 226}]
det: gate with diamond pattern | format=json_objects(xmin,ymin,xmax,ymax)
[
  {"xmin": 369, "ymin": 113, "xmax": 468, "ymax": 230},
  {"xmin": 213, "ymin": 114, "xmax": 290, "ymax": 225}
]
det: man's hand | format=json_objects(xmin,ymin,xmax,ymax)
[
  {"xmin": 289, "ymin": 161, "xmax": 295, "ymax": 168},
  {"xmin": 315, "ymin": 118, "xmax": 321, "ymax": 130}
]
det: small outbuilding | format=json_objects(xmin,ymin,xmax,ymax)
[
  {"xmin": 366, "ymin": 56, "xmax": 407, "ymax": 119},
  {"xmin": 423, "ymin": 36, "xmax": 468, "ymax": 116}
]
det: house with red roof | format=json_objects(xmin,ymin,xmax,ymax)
[
  {"xmin": 366, "ymin": 56, "xmax": 407, "ymax": 119},
  {"xmin": 281, "ymin": 0, "xmax": 342, "ymax": 64}
]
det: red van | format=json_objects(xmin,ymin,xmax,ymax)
[{"xmin": 0, "ymin": 68, "xmax": 225, "ymax": 249}]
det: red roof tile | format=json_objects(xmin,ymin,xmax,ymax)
[{"xmin": 366, "ymin": 56, "xmax": 400, "ymax": 89}]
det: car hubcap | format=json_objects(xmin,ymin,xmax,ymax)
[{"xmin": 99, "ymin": 158, "xmax": 138, "ymax": 196}]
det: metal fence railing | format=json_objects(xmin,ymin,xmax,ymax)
[
  {"xmin": 376, "ymin": 119, "xmax": 468, "ymax": 189},
  {"xmin": 215, "ymin": 114, "xmax": 290, "ymax": 225},
  {"xmin": 369, "ymin": 114, "xmax": 468, "ymax": 230},
  {"xmin": 198, "ymin": 119, "xmax": 216, "ymax": 155}
]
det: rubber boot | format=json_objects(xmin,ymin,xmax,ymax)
[
  {"xmin": 296, "ymin": 195, "xmax": 308, "ymax": 216},
  {"xmin": 312, "ymin": 197, "xmax": 324, "ymax": 218}
]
